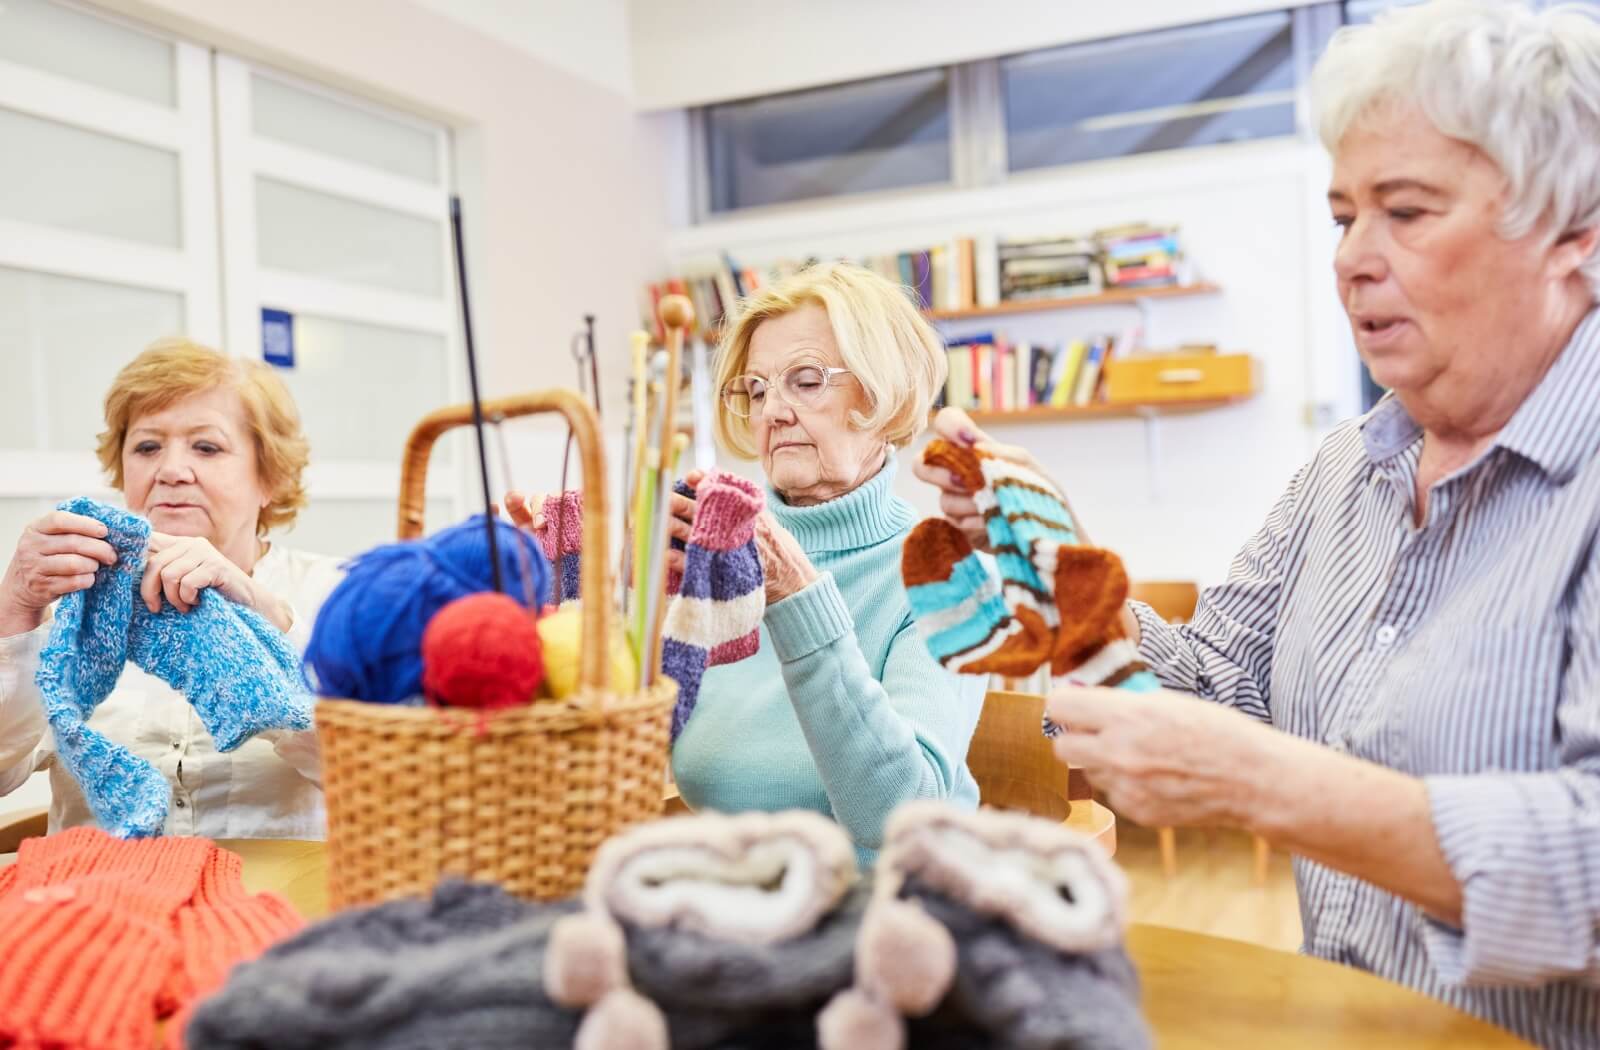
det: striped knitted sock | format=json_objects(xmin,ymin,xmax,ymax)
[
  {"xmin": 906, "ymin": 442, "xmax": 1159, "ymax": 715},
  {"xmin": 904, "ymin": 441, "xmax": 1075, "ymax": 676},
  {"xmin": 660, "ymin": 471, "xmax": 765, "ymax": 741},
  {"xmin": 1042, "ymin": 547, "xmax": 1160, "ymax": 738},
  {"xmin": 903, "ymin": 518, "xmax": 1055, "ymax": 676},
  {"xmin": 536, "ymin": 491, "xmax": 583, "ymax": 604}
]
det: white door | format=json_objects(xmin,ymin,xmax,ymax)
[{"xmin": 212, "ymin": 55, "xmax": 464, "ymax": 557}]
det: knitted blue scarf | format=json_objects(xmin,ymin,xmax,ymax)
[{"xmin": 34, "ymin": 498, "xmax": 312, "ymax": 838}]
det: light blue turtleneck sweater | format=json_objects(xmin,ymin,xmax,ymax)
[{"xmin": 671, "ymin": 456, "xmax": 985, "ymax": 865}]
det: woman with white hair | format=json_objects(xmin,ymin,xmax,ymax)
[
  {"xmin": 916, "ymin": 1, "xmax": 1600, "ymax": 1044},
  {"xmin": 515, "ymin": 263, "xmax": 985, "ymax": 866}
]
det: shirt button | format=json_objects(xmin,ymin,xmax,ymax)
[
  {"xmin": 1375, "ymin": 625, "xmax": 1398, "ymax": 646},
  {"xmin": 171, "ymin": 740, "xmax": 181, "ymax": 750},
  {"xmin": 174, "ymin": 798, "xmax": 187, "ymax": 808}
]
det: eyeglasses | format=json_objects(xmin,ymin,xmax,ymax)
[{"xmin": 720, "ymin": 362, "xmax": 853, "ymax": 418}]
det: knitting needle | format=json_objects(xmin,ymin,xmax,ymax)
[
  {"xmin": 640, "ymin": 429, "xmax": 691, "ymax": 682},
  {"xmin": 448, "ymin": 195, "xmax": 501, "ymax": 594},
  {"xmin": 646, "ymin": 295, "xmax": 695, "ymax": 681},
  {"xmin": 630, "ymin": 366, "xmax": 665, "ymax": 662},
  {"xmin": 689, "ymin": 333, "xmax": 717, "ymax": 473},
  {"xmin": 636, "ymin": 425, "xmax": 688, "ymax": 656},
  {"xmin": 620, "ymin": 331, "xmax": 650, "ymax": 613}
]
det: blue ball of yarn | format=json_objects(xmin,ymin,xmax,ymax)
[{"xmin": 305, "ymin": 515, "xmax": 553, "ymax": 703}]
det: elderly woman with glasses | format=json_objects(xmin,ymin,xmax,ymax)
[{"xmin": 663, "ymin": 262, "xmax": 983, "ymax": 865}]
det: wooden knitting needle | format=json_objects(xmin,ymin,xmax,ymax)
[
  {"xmin": 620, "ymin": 330, "xmax": 651, "ymax": 615},
  {"xmin": 630, "ymin": 369, "xmax": 664, "ymax": 663},
  {"xmin": 639, "ymin": 430, "xmax": 690, "ymax": 685},
  {"xmin": 646, "ymin": 294, "xmax": 695, "ymax": 681}
]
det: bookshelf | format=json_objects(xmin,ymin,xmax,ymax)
[{"xmin": 925, "ymin": 281, "xmax": 1221, "ymax": 322}]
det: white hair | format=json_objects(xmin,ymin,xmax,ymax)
[{"xmin": 1312, "ymin": 0, "xmax": 1600, "ymax": 297}]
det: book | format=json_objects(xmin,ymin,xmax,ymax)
[
  {"xmin": 1073, "ymin": 337, "xmax": 1108, "ymax": 406},
  {"xmin": 1051, "ymin": 341, "xmax": 1087, "ymax": 407},
  {"xmin": 1028, "ymin": 345, "xmax": 1057, "ymax": 406}
]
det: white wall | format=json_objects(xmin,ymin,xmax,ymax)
[
  {"xmin": 412, "ymin": 0, "xmax": 634, "ymax": 99},
  {"xmin": 628, "ymin": 0, "xmax": 1323, "ymax": 109},
  {"xmin": 666, "ymin": 138, "xmax": 1355, "ymax": 588}
]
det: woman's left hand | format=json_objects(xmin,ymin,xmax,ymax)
[
  {"xmin": 142, "ymin": 533, "xmax": 292, "ymax": 631},
  {"xmin": 1046, "ymin": 685, "xmax": 1281, "ymax": 830},
  {"xmin": 753, "ymin": 513, "xmax": 818, "ymax": 606}
]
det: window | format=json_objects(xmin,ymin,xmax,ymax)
[
  {"xmin": 702, "ymin": 68, "xmax": 952, "ymax": 213},
  {"xmin": 0, "ymin": 1, "xmax": 463, "ymax": 558},
  {"xmin": 1002, "ymin": 13, "xmax": 1297, "ymax": 173},
  {"xmin": 0, "ymin": 0, "xmax": 217, "ymax": 544},
  {"xmin": 693, "ymin": 9, "xmax": 1330, "ymax": 215}
]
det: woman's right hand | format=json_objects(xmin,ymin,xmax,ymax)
[
  {"xmin": 0, "ymin": 511, "xmax": 118, "ymax": 636},
  {"xmin": 912, "ymin": 406, "xmax": 1080, "ymax": 551},
  {"xmin": 501, "ymin": 491, "xmax": 547, "ymax": 533}
]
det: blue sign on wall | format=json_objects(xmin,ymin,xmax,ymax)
[{"xmin": 262, "ymin": 308, "xmax": 294, "ymax": 368}]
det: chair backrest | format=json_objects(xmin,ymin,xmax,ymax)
[
  {"xmin": 0, "ymin": 808, "xmax": 47, "ymax": 855},
  {"xmin": 1130, "ymin": 580, "xmax": 1199, "ymax": 624},
  {"xmin": 968, "ymin": 690, "xmax": 1091, "ymax": 820}
]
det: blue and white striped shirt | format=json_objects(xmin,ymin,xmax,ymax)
[{"xmin": 1134, "ymin": 307, "xmax": 1600, "ymax": 1049}]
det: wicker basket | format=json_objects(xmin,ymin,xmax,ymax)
[{"xmin": 315, "ymin": 388, "xmax": 676, "ymax": 909}]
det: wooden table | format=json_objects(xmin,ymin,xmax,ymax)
[{"xmin": 226, "ymin": 839, "xmax": 1529, "ymax": 1049}]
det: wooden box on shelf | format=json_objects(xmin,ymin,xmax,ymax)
[{"xmin": 1103, "ymin": 351, "xmax": 1256, "ymax": 406}]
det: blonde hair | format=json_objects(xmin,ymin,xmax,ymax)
[
  {"xmin": 97, "ymin": 338, "xmax": 311, "ymax": 536},
  {"xmin": 713, "ymin": 262, "xmax": 947, "ymax": 459}
]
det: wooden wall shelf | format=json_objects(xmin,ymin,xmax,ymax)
[
  {"xmin": 957, "ymin": 394, "xmax": 1251, "ymax": 426},
  {"xmin": 925, "ymin": 281, "xmax": 1221, "ymax": 322}
]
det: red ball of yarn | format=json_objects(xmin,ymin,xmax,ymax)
[{"xmin": 421, "ymin": 592, "xmax": 545, "ymax": 709}]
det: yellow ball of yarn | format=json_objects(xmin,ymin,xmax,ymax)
[{"xmin": 536, "ymin": 604, "xmax": 638, "ymax": 699}]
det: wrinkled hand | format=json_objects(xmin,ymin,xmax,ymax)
[
  {"xmin": 501, "ymin": 490, "xmax": 547, "ymax": 532},
  {"xmin": 1046, "ymin": 686, "xmax": 1281, "ymax": 830},
  {"xmin": 0, "ymin": 511, "xmax": 118, "ymax": 635},
  {"xmin": 661, "ymin": 470, "xmax": 815, "ymax": 604},
  {"xmin": 753, "ymin": 513, "xmax": 818, "ymax": 605},
  {"xmin": 912, "ymin": 406, "xmax": 1075, "ymax": 551},
  {"xmin": 662, "ymin": 470, "xmax": 705, "ymax": 578},
  {"xmin": 142, "ymin": 533, "xmax": 291, "ymax": 631}
]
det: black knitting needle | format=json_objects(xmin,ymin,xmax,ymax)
[
  {"xmin": 583, "ymin": 313, "xmax": 600, "ymax": 416},
  {"xmin": 449, "ymin": 194, "xmax": 503, "ymax": 594}
]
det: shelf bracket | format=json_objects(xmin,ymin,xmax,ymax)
[{"xmin": 1138, "ymin": 407, "xmax": 1164, "ymax": 501}]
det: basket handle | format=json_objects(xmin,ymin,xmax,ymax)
[{"xmin": 397, "ymin": 389, "xmax": 611, "ymax": 695}]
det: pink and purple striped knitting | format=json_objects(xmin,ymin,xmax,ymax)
[
  {"xmin": 660, "ymin": 472, "xmax": 765, "ymax": 740},
  {"xmin": 535, "ymin": 491, "xmax": 583, "ymax": 604}
]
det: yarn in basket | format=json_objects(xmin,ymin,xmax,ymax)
[
  {"xmin": 305, "ymin": 515, "xmax": 552, "ymax": 703},
  {"xmin": 422, "ymin": 592, "xmax": 545, "ymax": 710}
]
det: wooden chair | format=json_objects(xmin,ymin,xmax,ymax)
[
  {"xmin": 1128, "ymin": 581, "xmax": 1272, "ymax": 886},
  {"xmin": 969, "ymin": 690, "xmax": 1094, "ymax": 820},
  {"xmin": 970, "ymin": 690, "xmax": 1116, "ymax": 853},
  {"xmin": 0, "ymin": 807, "xmax": 47, "ymax": 854}
]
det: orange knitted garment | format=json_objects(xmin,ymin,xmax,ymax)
[{"xmin": 0, "ymin": 826, "xmax": 303, "ymax": 1050}]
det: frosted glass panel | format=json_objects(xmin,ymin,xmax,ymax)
[
  {"xmin": 280, "ymin": 497, "xmax": 455, "ymax": 558},
  {"xmin": 0, "ymin": 267, "xmax": 184, "ymax": 452},
  {"xmin": 255, "ymin": 178, "xmax": 443, "ymax": 296},
  {"xmin": 272, "ymin": 315, "xmax": 453, "ymax": 463},
  {"xmin": 0, "ymin": 108, "xmax": 181, "ymax": 247},
  {"xmin": 251, "ymin": 74, "xmax": 439, "ymax": 184},
  {"xmin": 0, "ymin": 0, "xmax": 175, "ymax": 106}
]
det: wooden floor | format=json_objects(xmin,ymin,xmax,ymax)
[{"xmin": 1117, "ymin": 821, "xmax": 1303, "ymax": 953}]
